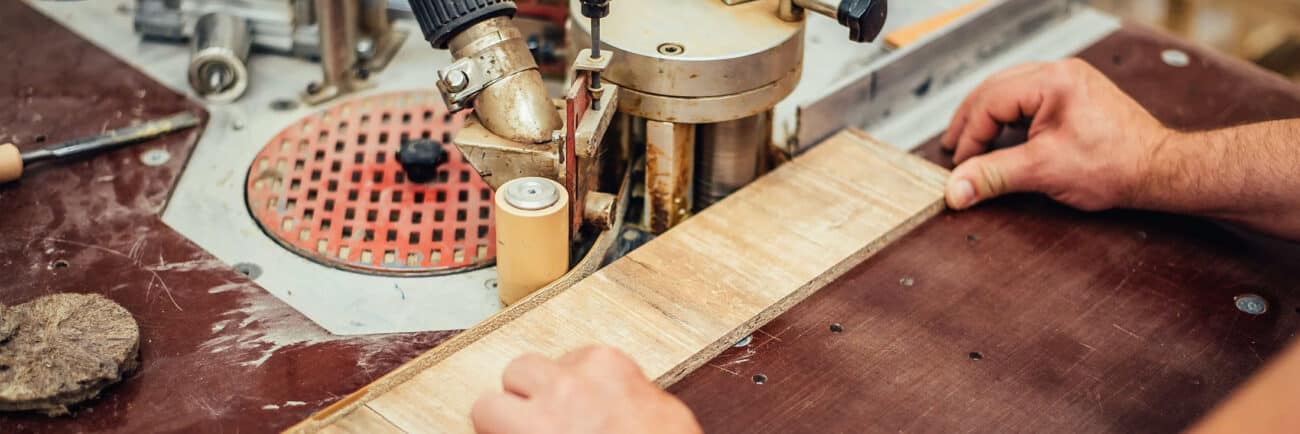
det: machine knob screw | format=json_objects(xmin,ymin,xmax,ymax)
[
  {"xmin": 396, "ymin": 139, "xmax": 449, "ymax": 183},
  {"xmin": 839, "ymin": 0, "xmax": 888, "ymax": 43},
  {"xmin": 580, "ymin": 0, "xmax": 609, "ymax": 19}
]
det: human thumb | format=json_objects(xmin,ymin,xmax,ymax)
[{"xmin": 946, "ymin": 146, "xmax": 1036, "ymax": 210}]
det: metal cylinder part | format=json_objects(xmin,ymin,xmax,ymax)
[
  {"xmin": 495, "ymin": 177, "xmax": 570, "ymax": 305},
  {"xmin": 448, "ymin": 17, "xmax": 563, "ymax": 144},
  {"xmin": 795, "ymin": 0, "xmax": 841, "ymax": 18},
  {"xmin": 304, "ymin": 0, "xmax": 362, "ymax": 103},
  {"xmin": 188, "ymin": 13, "xmax": 252, "ymax": 103},
  {"xmin": 567, "ymin": 0, "xmax": 803, "ymax": 123},
  {"xmin": 360, "ymin": 0, "xmax": 392, "ymax": 42},
  {"xmin": 694, "ymin": 112, "xmax": 771, "ymax": 209}
]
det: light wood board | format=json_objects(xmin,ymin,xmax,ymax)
[{"xmin": 288, "ymin": 129, "xmax": 949, "ymax": 433}]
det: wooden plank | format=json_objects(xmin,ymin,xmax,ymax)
[{"xmin": 288, "ymin": 130, "xmax": 949, "ymax": 433}]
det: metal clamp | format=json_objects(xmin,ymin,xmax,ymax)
[{"xmin": 436, "ymin": 26, "xmax": 540, "ymax": 112}]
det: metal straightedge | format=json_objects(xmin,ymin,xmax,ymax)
[{"xmin": 793, "ymin": 0, "xmax": 1114, "ymax": 151}]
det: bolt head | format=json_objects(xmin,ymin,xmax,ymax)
[{"xmin": 443, "ymin": 70, "xmax": 470, "ymax": 92}]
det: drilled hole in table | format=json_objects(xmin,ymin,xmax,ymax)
[
  {"xmin": 752, "ymin": 374, "xmax": 767, "ymax": 385},
  {"xmin": 244, "ymin": 91, "xmax": 495, "ymax": 275},
  {"xmin": 968, "ymin": 352, "xmax": 984, "ymax": 361}
]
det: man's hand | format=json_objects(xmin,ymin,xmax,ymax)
[
  {"xmin": 942, "ymin": 58, "xmax": 1300, "ymax": 239},
  {"xmin": 940, "ymin": 58, "xmax": 1171, "ymax": 211},
  {"xmin": 471, "ymin": 346, "xmax": 703, "ymax": 434}
]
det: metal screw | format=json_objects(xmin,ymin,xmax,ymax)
[
  {"xmin": 443, "ymin": 70, "xmax": 470, "ymax": 93},
  {"xmin": 233, "ymin": 262, "xmax": 263, "ymax": 279},
  {"xmin": 657, "ymin": 43, "xmax": 685, "ymax": 56},
  {"xmin": 140, "ymin": 149, "xmax": 171, "ymax": 166},
  {"xmin": 733, "ymin": 335, "xmax": 753, "ymax": 347},
  {"xmin": 1161, "ymin": 49, "xmax": 1190, "ymax": 68},
  {"xmin": 1234, "ymin": 294, "xmax": 1268, "ymax": 315}
]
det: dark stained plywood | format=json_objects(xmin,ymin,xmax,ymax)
[
  {"xmin": 0, "ymin": 3, "xmax": 453, "ymax": 432},
  {"xmin": 670, "ymin": 24, "xmax": 1300, "ymax": 433}
]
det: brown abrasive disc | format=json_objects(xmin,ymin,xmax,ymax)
[{"xmin": 0, "ymin": 293, "xmax": 140, "ymax": 416}]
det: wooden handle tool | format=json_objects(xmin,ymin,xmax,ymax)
[
  {"xmin": 0, "ymin": 112, "xmax": 199, "ymax": 183},
  {"xmin": 0, "ymin": 143, "xmax": 21, "ymax": 183}
]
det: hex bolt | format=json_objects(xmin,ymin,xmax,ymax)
[{"xmin": 443, "ymin": 70, "xmax": 469, "ymax": 93}]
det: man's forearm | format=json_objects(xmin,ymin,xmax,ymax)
[{"xmin": 1138, "ymin": 119, "xmax": 1300, "ymax": 240}]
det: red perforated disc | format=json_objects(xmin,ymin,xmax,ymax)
[{"xmin": 246, "ymin": 91, "xmax": 496, "ymax": 275}]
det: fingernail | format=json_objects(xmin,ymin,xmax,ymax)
[{"xmin": 949, "ymin": 179, "xmax": 976, "ymax": 209}]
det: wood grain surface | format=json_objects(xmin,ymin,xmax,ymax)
[{"xmin": 292, "ymin": 130, "xmax": 950, "ymax": 433}]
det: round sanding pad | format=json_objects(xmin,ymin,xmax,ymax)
[{"xmin": 0, "ymin": 293, "xmax": 140, "ymax": 416}]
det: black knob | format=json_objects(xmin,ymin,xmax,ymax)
[
  {"xmin": 407, "ymin": 0, "xmax": 517, "ymax": 49},
  {"xmin": 580, "ymin": 0, "xmax": 609, "ymax": 19},
  {"xmin": 397, "ymin": 139, "xmax": 449, "ymax": 183},
  {"xmin": 838, "ymin": 0, "xmax": 888, "ymax": 43}
]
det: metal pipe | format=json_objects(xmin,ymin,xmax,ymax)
[
  {"xmin": 305, "ymin": 0, "xmax": 362, "ymax": 102},
  {"xmin": 694, "ymin": 112, "xmax": 771, "ymax": 209},
  {"xmin": 189, "ymin": 13, "xmax": 252, "ymax": 102},
  {"xmin": 448, "ymin": 17, "xmax": 562, "ymax": 144}
]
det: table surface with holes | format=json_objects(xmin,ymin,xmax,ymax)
[{"xmin": 2, "ymin": 2, "xmax": 1299, "ymax": 432}]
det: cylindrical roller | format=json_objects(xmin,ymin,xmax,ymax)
[
  {"xmin": 694, "ymin": 112, "xmax": 771, "ymax": 209},
  {"xmin": 189, "ymin": 13, "xmax": 252, "ymax": 103},
  {"xmin": 494, "ymin": 177, "xmax": 570, "ymax": 305},
  {"xmin": 0, "ymin": 144, "xmax": 22, "ymax": 183}
]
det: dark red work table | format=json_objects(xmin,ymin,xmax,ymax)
[
  {"xmin": 1, "ymin": 1, "xmax": 1297, "ymax": 432},
  {"xmin": 671, "ymin": 25, "xmax": 1300, "ymax": 433}
]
